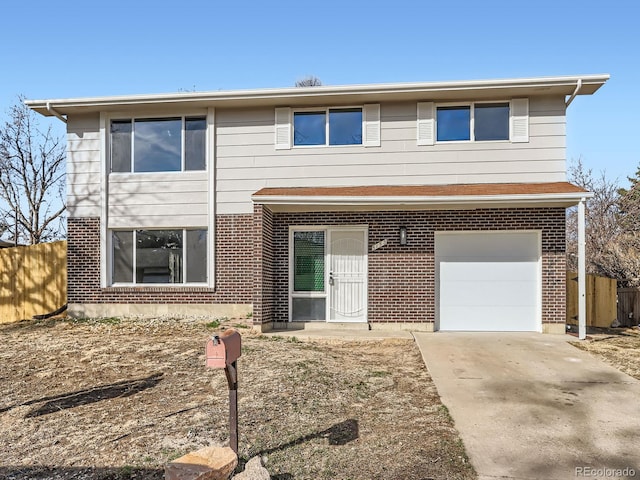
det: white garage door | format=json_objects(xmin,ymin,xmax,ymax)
[{"xmin": 436, "ymin": 231, "xmax": 540, "ymax": 332}]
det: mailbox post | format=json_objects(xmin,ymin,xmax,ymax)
[{"xmin": 205, "ymin": 329, "xmax": 241, "ymax": 454}]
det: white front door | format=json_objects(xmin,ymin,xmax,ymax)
[
  {"xmin": 290, "ymin": 227, "xmax": 367, "ymax": 323},
  {"xmin": 328, "ymin": 229, "xmax": 367, "ymax": 322}
]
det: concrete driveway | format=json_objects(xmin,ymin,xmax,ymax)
[{"xmin": 414, "ymin": 332, "xmax": 640, "ymax": 480}]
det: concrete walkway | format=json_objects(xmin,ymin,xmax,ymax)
[
  {"xmin": 262, "ymin": 323, "xmax": 414, "ymax": 341},
  {"xmin": 414, "ymin": 332, "xmax": 640, "ymax": 480}
]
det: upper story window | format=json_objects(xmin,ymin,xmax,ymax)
[
  {"xmin": 275, "ymin": 104, "xmax": 380, "ymax": 149},
  {"xmin": 110, "ymin": 116, "xmax": 206, "ymax": 173},
  {"xmin": 417, "ymin": 99, "xmax": 529, "ymax": 146},
  {"xmin": 293, "ymin": 108, "xmax": 363, "ymax": 146},
  {"xmin": 436, "ymin": 102, "xmax": 510, "ymax": 142}
]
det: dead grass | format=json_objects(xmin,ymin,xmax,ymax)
[
  {"xmin": 0, "ymin": 317, "xmax": 475, "ymax": 480},
  {"xmin": 570, "ymin": 327, "xmax": 640, "ymax": 380}
]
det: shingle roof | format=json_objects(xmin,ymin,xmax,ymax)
[{"xmin": 253, "ymin": 182, "xmax": 587, "ymax": 198}]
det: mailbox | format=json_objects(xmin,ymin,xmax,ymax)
[
  {"xmin": 206, "ymin": 329, "xmax": 241, "ymax": 368},
  {"xmin": 204, "ymin": 328, "xmax": 242, "ymax": 453}
]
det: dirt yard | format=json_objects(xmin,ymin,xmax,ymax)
[
  {"xmin": 0, "ymin": 317, "xmax": 475, "ymax": 480},
  {"xmin": 570, "ymin": 327, "xmax": 640, "ymax": 381}
]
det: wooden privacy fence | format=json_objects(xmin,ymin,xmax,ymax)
[
  {"xmin": 566, "ymin": 271, "xmax": 617, "ymax": 328},
  {"xmin": 617, "ymin": 288, "xmax": 640, "ymax": 327},
  {"xmin": 0, "ymin": 241, "xmax": 67, "ymax": 324}
]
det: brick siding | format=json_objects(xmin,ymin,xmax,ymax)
[
  {"xmin": 67, "ymin": 216, "xmax": 254, "ymax": 304},
  {"xmin": 258, "ymin": 208, "xmax": 566, "ymax": 326},
  {"xmin": 70, "ymin": 207, "xmax": 566, "ymax": 327},
  {"xmin": 252, "ymin": 205, "xmax": 274, "ymax": 325}
]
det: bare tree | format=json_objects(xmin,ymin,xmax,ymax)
[
  {"xmin": 614, "ymin": 164, "xmax": 640, "ymax": 286},
  {"xmin": 618, "ymin": 164, "xmax": 640, "ymax": 232},
  {"xmin": 567, "ymin": 158, "xmax": 640, "ymax": 286},
  {"xmin": 0, "ymin": 97, "xmax": 66, "ymax": 244},
  {"xmin": 295, "ymin": 76, "xmax": 323, "ymax": 87}
]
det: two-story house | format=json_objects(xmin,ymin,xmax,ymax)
[{"xmin": 26, "ymin": 74, "xmax": 608, "ymax": 333}]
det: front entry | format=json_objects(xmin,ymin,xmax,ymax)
[{"xmin": 290, "ymin": 227, "xmax": 367, "ymax": 323}]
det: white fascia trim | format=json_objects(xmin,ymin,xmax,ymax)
[
  {"xmin": 25, "ymin": 74, "xmax": 610, "ymax": 113},
  {"xmin": 251, "ymin": 192, "xmax": 594, "ymax": 206}
]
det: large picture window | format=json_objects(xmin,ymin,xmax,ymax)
[
  {"xmin": 110, "ymin": 116, "xmax": 206, "ymax": 173},
  {"xmin": 436, "ymin": 102, "xmax": 510, "ymax": 142},
  {"xmin": 111, "ymin": 229, "xmax": 207, "ymax": 285},
  {"xmin": 293, "ymin": 108, "xmax": 362, "ymax": 146}
]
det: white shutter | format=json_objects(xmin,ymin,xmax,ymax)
[
  {"xmin": 274, "ymin": 107, "xmax": 291, "ymax": 149},
  {"xmin": 417, "ymin": 102, "xmax": 435, "ymax": 145},
  {"xmin": 510, "ymin": 98, "xmax": 529, "ymax": 143},
  {"xmin": 363, "ymin": 104, "xmax": 380, "ymax": 147}
]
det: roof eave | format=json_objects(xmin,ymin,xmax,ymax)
[
  {"xmin": 26, "ymin": 74, "xmax": 610, "ymax": 117},
  {"xmin": 251, "ymin": 192, "xmax": 594, "ymax": 208}
]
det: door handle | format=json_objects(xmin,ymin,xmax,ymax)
[{"xmin": 329, "ymin": 272, "xmax": 334, "ymax": 286}]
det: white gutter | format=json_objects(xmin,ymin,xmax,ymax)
[
  {"xmin": 251, "ymin": 192, "xmax": 594, "ymax": 206},
  {"xmin": 565, "ymin": 79, "xmax": 583, "ymax": 107},
  {"xmin": 46, "ymin": 101, "xmax": 67, "ymax": 123},
  {"xmin": 26, "ymin": 74, "xmax": 609, "ymax": 115}
]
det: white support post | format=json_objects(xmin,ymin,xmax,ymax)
[{"xmin": 578, "ymin": 197, "xmax": 587, "ymax": 340}]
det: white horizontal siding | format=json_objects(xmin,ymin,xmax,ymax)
[
  {"xmin": 67, "ymin": 114, "xmax": 101, "ymax": 217},
  {"xmin": 216, "ymin": 119, "xmax": 565, "ymax": 142},
  {"xmin": 216, "ymin": 138, "xmax": 566, "ymax": 161},
  {"xmin": 66, "ymin": 113, "xmax": 211, "ymax": 226},
  {"xmin": 65, "ymin": 97, "xmax": 567, "ymax": 218},
  {"xmin": 108, "ymin": 171, "xmax": 208, "ymax": 228},
  {"xmin": 216, "ymin": 172, "xmax": 565, "ymax": 215},
  {"xmin": 215, "ymin": 96, "xmax": 567, "ymax": 214},
  {"xmin": 68, "ymin": 137, "xmax": 101, "ymax": 151},
  {"xmin": 216, "ymin": 156, "xmax": 565, "ymax": 181}
]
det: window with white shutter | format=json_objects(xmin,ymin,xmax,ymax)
[
  {"xmin": 363, "ymin": 104, "xmax": 380, "ymax": 147},
  {"xmin": 417, "ymin": 102, "xmax": 435, "ymax": 145},
  {"xmin": 284, "ymin": 106, "xmax": 374, "ymax": 147},
  {"xmin": 420, "ymin": 100, "xmax": 528, "ymax": 144},
  {"xmin": 510, "ymin": 98, "xmax": 529, "ymax": 143},
  {"xmin": 275, "ymin": 107, "xmax": 291, "ymax": 150}
]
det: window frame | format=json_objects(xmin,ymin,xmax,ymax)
[
  {"xmin": 109, "ymin": 228, "xmax": 208, "ymax": 287},
  {"xmin": 291, "ymin": 229, "xmax": 327, "ymax": 295},
  {"xmin": 292, "ymin": 106, "xmax": 364, "ymax": 148},
  {"xmin": 436, "ymin": 101, "xmax": 511, "ymax": 144},
  {"xmin": 109, "ymin": 115, "xmax": 208, "ymax": 174}
]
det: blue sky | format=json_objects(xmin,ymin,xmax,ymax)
[{"xmin": 1, "ymin": 0, "xmax": 637, "ymax": 184}]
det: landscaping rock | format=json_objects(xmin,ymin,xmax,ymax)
[
  {"xmin": 232, "ymin": 456, "xmax": 270, "ymax": 480},
  {"xmin": 165, "ymin": 446, "xmax": 238, "ymax": 480}
]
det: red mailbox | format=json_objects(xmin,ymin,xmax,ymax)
[
  {"xmin": 206, "ymin": 329, "xmax": 242, "ymax": 368},
  {"xmin": 204, "ymin": 328, "xmax": 241, "ymax": 453}
]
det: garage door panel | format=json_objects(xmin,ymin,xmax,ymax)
[
  {"xmin": 439, "ymin": 232, "xmax": 539, "ymax": 259},
  {"xmin": 436, "ymin": 231, "xmax": 540, "ymax": 332},
  {"xmin": 439, "ymin": 261, "xmax": 538, "ymax": 282},
  {"xmin": 440, "ymin": 280, "xmax": 538, "ymax": 306}
]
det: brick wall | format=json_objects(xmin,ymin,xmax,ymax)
[
  {"xmin": 67, "ymin": 216, "xmax": 254, "ymax": 304},
  {"xmin": 70, "ymin": 207, "xmax": 567, "ymax": 326},
  {"xmin": 252, "ymin": 205, "xmax": 274, "ymax": 325},
  {"xmin": 263, "ymin": 208, "xmax": 566, "ymax": 325}
]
